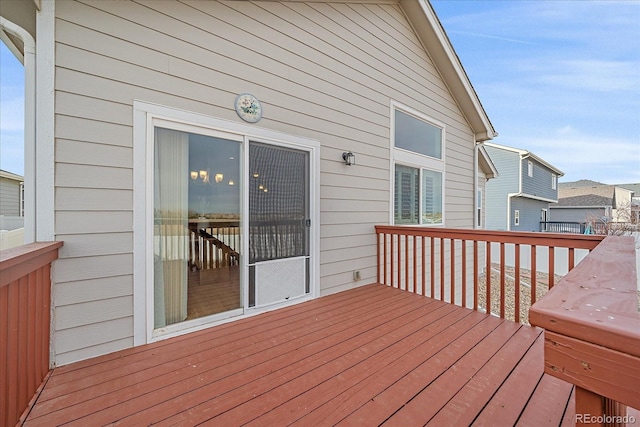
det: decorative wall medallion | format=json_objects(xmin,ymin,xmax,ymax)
[{"xmin": 235, "ymin": 93, "xmax": 262, "ymax": 123}]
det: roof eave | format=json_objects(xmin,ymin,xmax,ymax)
[{"xmin": 478, "ymin": 145, "xmax": 499, "ymax": 179}]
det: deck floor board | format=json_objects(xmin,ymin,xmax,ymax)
[{"xmin": 22, "ymin": 284, "xmax": 574, "ymax": 426}]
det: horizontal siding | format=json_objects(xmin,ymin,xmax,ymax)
[
  {"xmin": 54, "ymin": 275, "xmax": 133, "ymax": 306},
  {"xmin": 521, "ymin": 158, "xmax": 558, "ymax": 201},
  {"xmin": 484, "ymin": 147, "xmax": 520, "ymax": 230},
  {"xmin": 0, "ymin": 178, "xmax": 21, "ymax": 216},
  {"xmin": 52, "ymin": 0, "xmax": 480, "ymax": 363},
  {"xmin": 511, "ymin": 197, "xmax": 549, "ymax": 232}
]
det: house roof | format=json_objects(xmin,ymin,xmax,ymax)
[
  {"xmin": 400, "ymin": 0, "xmax": 497, "ymax": 143},
  {"xmin": 0, "ymin": 169, "xmax": 24, "ymax": 182},
  {"xmin": 478, "ymin": 145, "xmax": 498, "ymax": 179},
  {"xmin": 1, "ymin": 0, "xmax": 497, "ymax": 145},
  {"xmin": 483, "ymin": 142, "xmax": 564, "ymax": 176},
  {"xmin": 559, "ymin": 179, "xmax": 605, "ymax": 188},
  {"xmin": 617, "ymin": 183, "xmax": 640, "ymax": 194},
  {"xmin": 553, "ymin": 194, "xmax": 613, "ymax": 208}
]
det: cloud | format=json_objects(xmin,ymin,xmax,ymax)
[
  {"xmin": 509, "ymin": 127, "xmax": 640, "ymax": 184},
  {"xmin": 534, "ymin": 59, "xmax": 639, "ymax": 93},
  {"xmin": 446, "ymin": 30, "xmax": 534, "ymax": 46}
]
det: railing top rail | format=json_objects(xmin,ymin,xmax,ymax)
[
  {"xmin": 375, "ymin": 225, "xmax": 604, "ymax": 250},
  {"xmin": 0, "ymin": 241, "xmax": 63, "ymax": 288},
  {"xmin": 530, "ymin": 236, "xmax": 639, "ymax": 357}
]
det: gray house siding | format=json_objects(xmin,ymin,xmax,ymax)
[
  {"xmin": 484, "ymin": 146, "xmax": 519, "ymax": 230},
  {"xmin": 521, "ymin": 158, "xmax": 557, "ymax": 200},
  {"xmin": 511, "ymin": 197, "xmax": 547, "ymax": 232},
  {"xmin": 0, "ymin": 176, "xmax": 22, "ymax": 216},
  {"xmin": 49, "ymin": 0, "xmax": 483, "ymax": 365}
]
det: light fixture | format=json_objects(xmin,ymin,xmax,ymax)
[
  {"xmin": 258, "ymin": 184, "xmax": 264, "ymax": 190},
  {"xmin": 253, "ymin": 172, "xmax": 259, "ymax": 178},
  {"xmin": 190, "ymin": 171, "xmax": 198, "ymax": 180},
  {"xmin": 214, "ymin": 173, "xmax": 223, "ymax": 183},
  {"xmin": 228, "ymin": 179, "xmax": 234, "ymax": 186},
  {"xmin": 342, "ymin": 151, "xmax": 355, "ymax": 166}
]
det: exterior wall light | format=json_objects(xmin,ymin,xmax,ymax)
[{"xmin": 342, "ymin": 151, "xmax": 355, "ymax": 166}]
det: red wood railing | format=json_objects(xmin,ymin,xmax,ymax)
[
  {"xmin": 0, "ymin": 241, "xmax": 62, "ymax": 427},
  {"xmin": 375, "ymin": 226, "xmax": 604, "ymax": 324},
  {"xmin": 530, "ymin": 236, "xmax": 639, "ymax": 426}
]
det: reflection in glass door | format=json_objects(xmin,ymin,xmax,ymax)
[
  {"xmin": 248, "ymin": 142, "xmax": 310, "ymax": 308},
  {"xmin": 153, "ymin": 128, "xmax": 241, "ymax": 329}
]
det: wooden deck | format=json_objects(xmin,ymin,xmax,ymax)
[{"xmin": 21, "ymin": 284, "xmax": 574, "ymax": 426}]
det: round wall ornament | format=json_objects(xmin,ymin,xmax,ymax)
[{"xmin": 234, "ymin": 93, "xmax": 262, "ymax": 123}]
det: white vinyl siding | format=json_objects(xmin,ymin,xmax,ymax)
[{"xmin": 51, "ymin": 0, "xmax": 480, "ymax": 364}]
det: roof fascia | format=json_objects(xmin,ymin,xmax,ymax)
[
  {"xmin": 399, "ymin": 0, "xmax": 496, "ymax": 142},
  {"xmin": 521, "ymin": 152, "xmax": 564, "ymax": 176},
  {"xmin": 0, "ymin": 170, "xmax": 25, "ymax": 181},
  {"xmin": 484, "ymin": 142, "xmax": 564, "ymax": 176},
  {"xmin": 478, "ymin": 145, "xmax": 498, "ymax": 179}
]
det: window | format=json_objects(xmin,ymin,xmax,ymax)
[
  {"xmin": 552, "ymin": 174, "xmax": 557, "ymax": 190},
  {"xmin": 394, "ymin": 109, "xmax": 442, "ymax": 159},
  {"xmin": 476, "ymin": 189, "xmax": 482, "ymax": 228},
  {"xmin": 527, "ymin": 161, "xmax": 533, "ymax": 177},
  {"xmin": 514, "ymin": 210, "xmax": 520, "ymax": 226},
  {"xmin": 392, "ymin": 104, "xmax": 445, "ymax": 225}
]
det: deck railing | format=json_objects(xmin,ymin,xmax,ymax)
[
  {"xmin": 189, "ymin": 222, "xmax": 240, "ymax": 271},
  {"xmin": 375, "ymin": 226, "xmax": 604, "ymax": 324},
  {"xmin": 0, "ymin": 241, "xmax": 62, "ymax": 427},
  {"xmin": 375, "ymin": 225, "xmax": 639, "ymax": 423},
  {"xmin": 530, "ymin": 236, "xmax": 639, "ymax": 425}
]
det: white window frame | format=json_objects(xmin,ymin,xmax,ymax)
[
  {"xmin": 527, "ymin": 160, "xmax": 533, "ymax": 177},
  {"xmin": 133, "ymin": 101, "xmax": 320, "ymax": 345},
  {"xmin": 390, "ymin": 101, "xmax": 445, "ymax": 226},
  {"xmin": 514, "ymin": 210, "xmax": 520, "ymax": 226},
  {"xmin": 552, "ymin": 174, "xmax": 557, "ymax": 190},
  {"xmin": 476, "ymin": 189, "xmax": 483, "ymax": 228}
]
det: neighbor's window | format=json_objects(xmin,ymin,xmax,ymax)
[
  {"xmin": 392, "ymin": 104, "xmax": 444, "ymax": 225},
  {"xmin": 552, "ymin": 174, "xmax": 557, "ymax": 190},
  {"xmin": 527, "ymin": 161, "xmax": 533, "ymax": 177},
  {"xmin": 514, "ymin": 210, "xmax": 520, "ymax": 226}
]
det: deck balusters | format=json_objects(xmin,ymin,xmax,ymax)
[{"xmin": 375, "ymin": 226, "xmax": 603, "ymax": 325}]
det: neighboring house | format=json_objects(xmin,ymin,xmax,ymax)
[
  {"xmin": 617, "ymin": 183, "xmax": 640, "ymax": 224},
  {"xmin": 550, "ymin": 180, "xmax": 636, "ymax": 224},
  {"xmin": 0, "ymin": 169, "xmax": 24, "ymax": 218},
  {"xmin": 1, "ymin": 0, "xmax": 497, "ymax": 366},
  {"xmin": 484, "ymin": 143, "xmax": 563, "ymax": 232}
]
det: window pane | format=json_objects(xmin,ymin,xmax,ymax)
[
  {"xmin": 422, "ymin": 169, "xmax": 442, "ymax": 224},
  {"xmin": 154, "ymin": 127, "xmax": 241, "ymax": 329},
  {"xmin": 395, "ymin": 110, "xmax": 442, "ymax": 159},
  {"xmin": 394, "ymin": 165, "xmax": 419, "ymax": 224}
]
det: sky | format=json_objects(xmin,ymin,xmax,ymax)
[
  {"xmin": 0, "ymin": 41, "xmax": 24, "ymax": 176},
  {"xmin": 1, "ymin": 1, "xmax": 639, "ymax": 184},
  {"xmin": 430, "ymin": 0, "xmax": 640, "ymax": 185}
]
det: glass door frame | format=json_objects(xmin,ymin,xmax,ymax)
[{"xmin": 133, "ymin": 101, "xmax": 320, "ymax": 345}]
